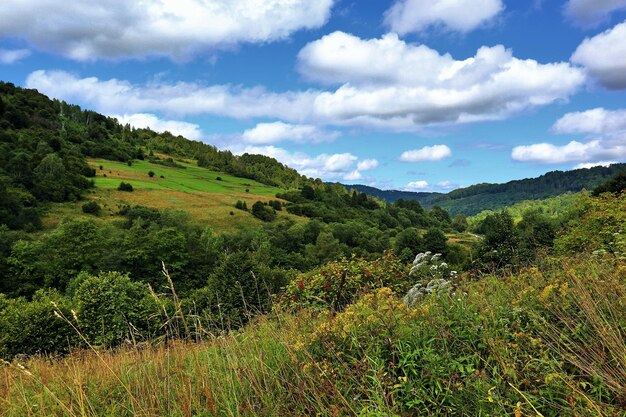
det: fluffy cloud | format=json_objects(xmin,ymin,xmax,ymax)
[
  {"xmin": 241, "ymin": 122, "xmax": 338, "ymax": 144},
  {"xmin": 113, "ymin": 113, "xmax": 204, "ymax": 140},
  {"xmin": 404, "ymin": 180, "xmax": 430, "ymax": 190},
  {"xmin": 25, "ymin": 70, "xmax": 317, "ymax": 120},
  {"xmin": 574, "ymin": 161, "xmax": 618, "ymax": 169},
  {"xmin": 233, "ymin": 145, "xmax": 372, "ymax": 181},
  {"xmin": 400, "ymin": 145, "xmax": 452, "ymax": 162},
  {"xmin": 384, "ymin": 0, "xmax": 503, "ymax": 34},
  {"xmin": 564, "ymin": 0, "xmax": 626, "ymax": 26},
  {"xmin": 552, "ymin": 108, "xmax": 626, "ymax": 135},
  {"xmin": 298, "ymin": 32, "xmax": 584, "ymax": 128},
  {"xmin": 512, "ymin": 107, "xmax": 626, "ymax": 164},
  {"xmin": 571, "ymin": 21, "xmax": 626, "ymax": 89},
  {"xmin": 28, "ymin": 32, "xmax": 583, "ymax": 131},
  {"xmin": 512, "ymin": 141, "xmax": 602, "ymax": 164},
  {"xmin": 0, "ymin": 48, "xmax": 30, "ymax": 64},
  {"xmin": 0, "ymin": 0, "xmax": 334, "ymax": 61},
  {"xmin": 357, "ymin": 159, "xmax": 379, "ymax": 171}
]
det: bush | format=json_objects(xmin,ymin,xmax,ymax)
[
  {"xmin": 0, "ymin": 290, "xmax": 77, "ymax": 359},
  {"xmin": 74, "ymin": 272, "xmax": 161, "ymax": 346},
  {"xmin": 268, "ymin": 200, "xmax": 282, "ymax": 211},
  {"xmin": 283, "ymin": 251, "xmax": 409, "ymax": 310},
  {"xmin": 216, "ymin": 176, "xmax": 222, "ymax": 181},
  {"xmin": 148, "ymin": 171, "xmax": 155, "ymax": 178},
  {"xmin": 117, "ymin": 182, "xmax": 133, "ymax": 192},
  {"xmin": 235, "ymin": 200, "xmax": 248, "ymax": 211},
  {"xmin": 251, "ymin": 201, "xmax": 276, "ymax": 222},
  {"xmin": 81, "ymin": 201, "xmax": 101, "ymax": 215}
]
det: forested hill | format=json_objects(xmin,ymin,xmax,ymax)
[
  {"xmin": 0, "ymin": 81, "xmax": 308, "ymax": 229},
  {"xmin": 348, "ymin": 163, "xmax": 626, "ymax": 215}
]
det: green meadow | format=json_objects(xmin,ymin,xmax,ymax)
[{"xmin": 90, "ymin": 158, "xmax": 283, "ymax": 196}]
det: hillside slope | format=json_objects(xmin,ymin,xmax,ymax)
[
  {"xmin": 0, "ymin": 81, "xmax": 310, "ymax": 230},
  {"xmin": 348, "ymin": 163, "xmax": 626, "ymax": 215}
]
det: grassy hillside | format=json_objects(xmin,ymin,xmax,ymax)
[
  {"xmin": 42, "ymin": 157, "xmax": 303, "ymax": 232},
  {"xmin": 467, "ymin": 191, "xmax": 585, "ymax": 227}
]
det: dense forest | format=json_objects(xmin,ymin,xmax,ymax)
[
  {"xmin": 348, "ymin": 162, "xmax": 626, "ymax": 215},
  {"xmin": 2, "ymin": 82, "xmax": 626, "ymax": 416}
]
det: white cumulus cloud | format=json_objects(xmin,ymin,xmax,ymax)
[
  {"xmin": 400, "ymin": 145, "xmax": 452, "ymax": 162},
  {"xmin": 574, "ymin": 161, "xmax": 618, "ymax": 169},
  {"xmin": 0, "ymin": 0, "xmax": 334, "ymax": 61},
  {"xmin": 571, "ymin": 20, "xmax": 626, "ymax": 89},
  {"xmin": 404, "ymin": 180, "xmax": 430, "ymax": 190},
  {"xmin": 28, "ymin": 33, "xmax": 584, "ymax": 132},
  {"xmin": 512, "ymin": 107, "xmax": 626, "ymax": 165},
  {"xmin": 241, "ymin": 121, "xmax": 338, "ymax": 144},
  {"xmin": 25, "ymin": 70, "xmax": 318, "ymax": 120},
  {"xmin": 113, "ymin": 113, "xmax": 204, "ymax": 140},
  {"xmin": 384, "ymin": 0, "xmax": 503, "ymax": 34},
  {"xmin": 564, "ymin": 0, "xmax": 626, "ymax": 26},
  {"xmin": 0, "ymin": 48, "xmax": 30, "ymax": 64},
  {"xmin": 357, "ymin": 159, "xmax": 379, "ymax": 171},
  {"xmin": 552, "ymin": 108, "xmax": 626, "ymax": 135},
  {"xmin": 298, "ymin": 32, "xmax": 584, "ymax": 128}
]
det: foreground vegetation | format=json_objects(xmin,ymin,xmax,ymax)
[{"xmin": 1, "ymin": 191, "xmax": 625, "ymax": 416}]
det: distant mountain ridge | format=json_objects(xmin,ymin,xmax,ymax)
[{"xmin": 346, "ymin": 163, "xmax": 626, "ymax": 215}]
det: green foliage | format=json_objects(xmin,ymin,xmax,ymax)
[
  {"xmin": 201, "ymin": 252, "xmax": 290, "ymax": 328},
  {"xmin": 117, "ymin": 181, "xmax": 133, "ymax": 192},
  {"xmin": 73, "ymin": 272, "xmax": 160, "ymax": 346},
  {"xmin": 423, "ymin": 227, "xmax": 448, "ymax": 256},
  {"xmin": 81, "ymin": 200, "xmax": 101, "ymax": 215},
  {"xmin": 148, "ymin": 170, "xmax": 155, "ymax": 177},
  {"xmin": 592, "ymin": 169, "xmax": 626, "ymax": 196},
  {"xmin": 283, "ymin": 251, "xmax": 409, "ymax": 311},
  {"xmin": 251, "ymin": 201, "xmax": 276, "ymax": 222},
  {"xmin": 268, "ymin": 200, "xmax": 282, "ymax": 211},
  {"xmin": 474, "ymin": 211, "xmax": 519, "ymax": 271},
  {"xmin": 351, "ymin": 164, "xmax": 626, "ymax": 215},
  {"xmin": 555, "ymin": 193, "xmax": 626, "ymax": 257},
  {"xmin": 393, "ymin": 228, "xmax": 424, "ymax": 263},
  {"xmin": 0, "ymin": 289, "xmax": 76, "ymax": 358},
  {"xmin": 451, "ymin": 213, "xmax": 468, "ymax": 232}
]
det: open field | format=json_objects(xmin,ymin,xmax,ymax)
[
  {"xmin": 89, "ymin": 158, "xmax": 282, "ymax": 196},
  {"xmin": 42, "ymin": 158, "xmax": 304, "ymax": 232}
]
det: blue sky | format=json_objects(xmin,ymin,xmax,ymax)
[{"xmin": 1, "ymin": 0, "xmax": 626, "ymax": 191}]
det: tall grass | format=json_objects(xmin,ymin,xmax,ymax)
[
  {"xmin": 0, "ymin": 312, "xmax": 354, "ymax": 417},
  {"xmin": 2, "ymin": 256, "xmax": 625, "ymax": 416}
]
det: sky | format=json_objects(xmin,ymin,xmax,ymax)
[{"xmin": 1, "ymin": 0, "xmax": 626, "ymax": 191}]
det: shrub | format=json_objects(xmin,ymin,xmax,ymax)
[
  {"xmin": 148, "ymin": 171, "xmax": 155, "ymax": 178},
  {"xmin": 81, "ymin": 201, "xmax": 101, "ymax": 215},
  {"xmin": 74, "ymin": 272, "xmax": 161, "ymax": 346},
  {"xmin": 0, "ymin": 290, "xmax": 77, "ymax": 359},
  {"xmin": 268, "ymin": 200, "xmax": 282, "ymax": 211},
  {"xmin": 216, "ymin": 176, "xmax": 222, "ymax": 181},
  {"xmin": 117, "ymin": 182, "xmax": 133, "ymax": 192},
  {"xmin": 283, "ymin": 251, "xmax": 409, "ymax": 310},
  {"xmin": 251, "ymin": 201, "xmax": 276, "ymax": 222}
]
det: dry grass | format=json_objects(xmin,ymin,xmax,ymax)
[
  {"xmin": 0, "ymin": 312, "xmax": 351, "ymax": 417},
  {"xmin": 540, "ymin": 259, "xmax": 626, "ymax": 410}
]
